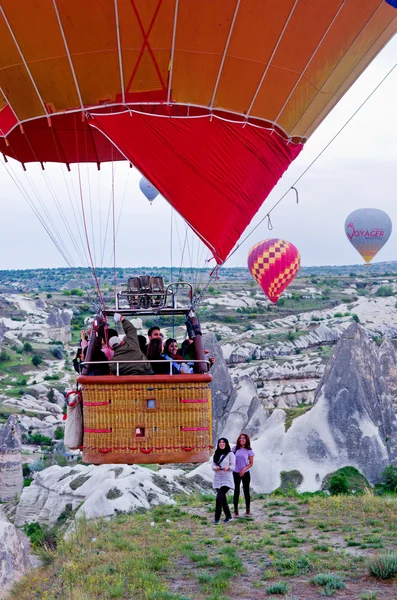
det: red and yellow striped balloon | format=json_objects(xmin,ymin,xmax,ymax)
[{"xmin": 247, "ymin": 239, "xmax": 301, "ymax": 303}]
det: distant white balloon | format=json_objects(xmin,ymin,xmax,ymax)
[
  {"xmin": 345, "ymin": 208, "xmax": 392, "ymax": 264},
  {"xmin": 139, "ymin": 176, "xmax": 159, "ymax": 204}
]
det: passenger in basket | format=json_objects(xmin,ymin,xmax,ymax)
[
  {"xmin": 162, "ymin": 338, "xmax": 184, "ymax": 374},
  {"xmin": 109, "ymin": 313, "xmax": 153, "ymax": 376},
  {"xmin": 147, "ymin": 338, "xmax": 171, "ymax": 374},
  {"xmin": 145, "ymin": 326, "xmax": 163, "ymax": 354}
]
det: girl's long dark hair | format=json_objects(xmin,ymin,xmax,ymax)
[
  {"xmin": 147, "ymin": 338, "xmax": 163, "ymax": 359},
  {"xmin": 213, "ymin": 438, "xmax": 231, "ymax": 465},
  {"xmin": 235, "ymin": 432, "xmax": 252, "ymax": 450}
]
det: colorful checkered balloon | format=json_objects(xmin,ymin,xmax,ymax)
[{"xmin": 247, "ymin": 239, "xmax": 300, "ymax": 303}]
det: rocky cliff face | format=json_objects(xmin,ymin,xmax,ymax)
[
  {"xmin": 0, "ymin": 416, "xmax": 23, "ymax": 502},
  {"xmin": 0, "ymin": 508, "xmax": 32, "ymax": 599},
  {"xmin": 193, "ymin": 323, "xmax": 397, "ymax": 492},
  {"xmin": 202, "ymin": 333, "xmax": 234, "ymax": 440},
  {"xmin": 309, "ymin": 322, "xmax": 397, "ymax": 482}
]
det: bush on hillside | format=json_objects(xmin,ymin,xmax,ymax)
[
  {"xmin": 321, "ymin": 466, "xmax": 370, "ymax": 495},
  {"xmin": 31, "ymin": 355, "xmax": 43, "ymax": 367},
  {"xmin": 380, "ymin": 465, "xmax": 397, "ymax": 492},
  {"xmin": 367, "ymin": 552, "xmax": 397, "ymax": 579},
  {"xmin": 376, "ymin": 285, "xmax": 393, "ymax": 297}
]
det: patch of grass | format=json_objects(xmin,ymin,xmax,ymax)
[
  {"xmin": 367, "ymin": 552, "xmax": 397, "ymax": 579},
  {"xmin": 265, "ymin": 581, "xmax": 289, "ymax": 594},
  {"xmin": 274, "ymin": 555, "xmax": 312, "ymax": 576},
  {"xmin": 284, "ymin": 406, "xmax": 312, "ymax": 431},
  {"xmin": 312, "ymin": 573, "xmax": 345, "ymax": 595}
]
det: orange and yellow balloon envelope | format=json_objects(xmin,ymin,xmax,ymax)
[{"xmin": 248, "ymin": 239, "xmax": 301, "ymax": 303}]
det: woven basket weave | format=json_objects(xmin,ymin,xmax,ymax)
[{"xmin": 78, "ymin": 374, "xmax": 212, "ymax": 464}]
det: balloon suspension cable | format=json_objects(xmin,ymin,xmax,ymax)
[
  {"xmin": 111, "ymin": 156, "xmax": 117, "ymax": 307},
  {"xmin": 74, "ymin": 115, "xmax": 106, "ymax": 311},
  {"xmin": 225, "ymin": 60, "xmax": 397, "ymax": 264}
]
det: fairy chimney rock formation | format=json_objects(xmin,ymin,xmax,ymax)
[
  {"xmin": 0, "ymin": 415, "xmax": 23, "ymax": 501},
  {"xmin": 309, "ymin": 322, "xmax": 397, "ymax": 481}
]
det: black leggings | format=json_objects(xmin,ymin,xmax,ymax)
[
  {"xmin": 233, "ymin": 471, "xmax": 251, "ymax": 513},
  {"xmin": 215, "ymin": 486, "xmax": 232, "ymax": 521}
]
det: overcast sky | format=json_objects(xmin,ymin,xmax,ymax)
[{"xmin": 1, "ymin": 35, "xmax": 397, "ymax": 272}]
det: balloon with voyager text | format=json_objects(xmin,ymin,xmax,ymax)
[{"xmin": 345, "ymin": 209, "xmax": 392, "ymax": 264}]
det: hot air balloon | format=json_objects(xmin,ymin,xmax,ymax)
[
  {"xmin": 345, "ymin": 209, "xmax": 392, "ymax": 263},
  {"xmin": 139, "ymin": 176, "xmax": 159, "ymax": 204},
  {"xmin": 248, "ymin": 239, "xmax": 301, "ymax": 303},
  {"xmin": 0, "ymin": 1, "xmax": 396, "ymax": 265}
]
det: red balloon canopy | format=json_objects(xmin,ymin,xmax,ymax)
[{"xmin": 0, "ymin": 0, "xmax": 396, "ymax": 263}]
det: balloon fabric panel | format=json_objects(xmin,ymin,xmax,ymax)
[
  {"xmin": 248, "ymin": 239, "xmax": 301, "ymax": 303},
  {"xmin": 90, "ymin": 112, "xmax": 303, "ymax": 263}
]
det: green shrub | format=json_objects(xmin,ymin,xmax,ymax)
[
  {"xmin": 23, "ymin": 341, "xmax": 33, "ymax": 352},
  {"xmin": 31, "ymin": 355, "xmax": 43, "ymax": 367},
  {"xmin": 376, "ymin": 285, "xmax": 393, "ymax": 297},
  {"xmin": 23, "ymin": 522, "xmax": 58, "ymax": 550},
  {"xmin": 381, "ymin": 465, "xmax": 397, "ymax": 492},
  {"xmin": 312, "ymin": 573, "xmax": 345, "ymax": 593},
  {"xmin": 352, "ymin": 313, "xmax": 360, "ymax": 323},
  {"xmin": 54, "ymin": 427, "xmax": 64, "ymax": 440},
  {"xmin": 367, "ymin": 552, "xmax": 397, "ymax": 579},
  {"xmin": 0, "ymin": 351, "xmax": 10, "ymax": 362},
  {"xmin": 322, "ymin": 466, "xmax": 370, "ymax": 495},
  {"xmin": 328, "ymin": 473, "xmax": 349, "ymax": 495},
  {"xmin": 29, "ymin": 433, "xmax": 53, "ymax": 446},
  {"xmin": 266, "ymin": 582, "xmax": 289, "ymax": 595}
]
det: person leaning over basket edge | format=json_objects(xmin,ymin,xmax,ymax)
[
  {"xmin": 212, "ymin": 438, "xmax": 236, "ymax": 525},
  {"xmin": 109, "ymin": 313, "xmax": 153, "ymax": 376}
]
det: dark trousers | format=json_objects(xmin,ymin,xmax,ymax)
[
  {"xmin": 233, "ymin": 471, "xmax": 251, "ymax": 513},
  {"xmin": 215, "ymin": 486, "xmax": 232, "ymax": 521}
]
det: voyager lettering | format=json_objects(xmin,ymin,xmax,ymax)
[{"xmin": 346, "ymin": 222, "xmax": 385, "ymax": 240}]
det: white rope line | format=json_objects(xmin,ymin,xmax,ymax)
[
  {"xmin": 0, "ymin": 101, "xmax": 305, "ymax": 143},
  {"xmin": 245, "ymin": 0, "xmax": 300, "ymax": 119},
  {"xmin": 0, "ymin": 159, "xmax": 74, "ymax": 267},
  {"xmin": 114, "ymin": 0, "xmax": 125, "ymax": 104},
  {"xmin": 23, "ymin": 169, "xmax": 76, "ymax": 266},
  {"xmin": 0, "ymin": 6, "xmax": 49, "ymax": 117},
  {"xmin": 86, "ymin": 106, "xmax": 303, "ymax": 145},
  {"xmin": 225, "ymin": 60, "xmax": 397, "ymax": 264},
  {"xmin": 52, "ymin": 0, "xmax": 84, "ymax": 111},
  {"xmin": 167, "ymin": 0, "xmax": 179, "ymax": 104},
  {"xmin": 273, "ymin": 0, "xmax": 346, "ymax": 126},
  {"xmin": 210, "ymin": 0, "xmax": 241, "ymax": 109},
  {"xmin": 290, "ymin": 0, "xmax": 385, "ymax": 137}
]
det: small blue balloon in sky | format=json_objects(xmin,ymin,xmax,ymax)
[{"xmin": 139, "ymin": 176, "xmax": 159, "ymax": 204}]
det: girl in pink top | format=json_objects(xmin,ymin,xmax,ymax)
[{"xmin": 232, "ymin": 432, "xmax": 255, "ymax": 517}]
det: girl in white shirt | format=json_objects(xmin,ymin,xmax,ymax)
[{"xmin": 212, "ymin": 438, "xmax": 236, "ymax": 525}]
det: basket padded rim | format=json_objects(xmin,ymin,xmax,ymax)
[{"xmin": 78, "ymin": 374, "xmax": 212, "ymax": 384}]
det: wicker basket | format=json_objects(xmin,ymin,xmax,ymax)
[{"xmin": 77, "ymin": 374, "xmax": 212, "ymax": 464}]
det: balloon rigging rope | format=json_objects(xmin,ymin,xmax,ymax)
[
  {"xmin": 74, "ymin": 116, "xmax": 106, "ymax": 310},
  {"xmin": 15, "ymin": 129, "xmax": 81, "ymax": 267},
  {"xmin": 225, "ymin": 60, "xmax": 397, "ymax": 264},
  {"xmin": 0, "ymin": 159, "xmax": 74, "ymax": 268},
  {"xmin": 5, "ymin": 133, "xmax": 77, "ymax": 266},
  {"xmin": 111, "ymin": 157, "xmax": 117, "ymax": 307}
]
